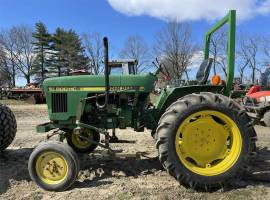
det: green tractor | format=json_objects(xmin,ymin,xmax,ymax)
[{"xmin": 28, "ymin": 10, "xmax": 257, "ymax": 192}]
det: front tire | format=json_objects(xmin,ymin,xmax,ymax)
[
  {"xmin": 156, "ymin": 92, "xmax": 257, "ymax": 191},
  {"xmin": 28, "ymin": 141, "xmax": 79, "ymax": 191},
  {"xmin": 66, "ymin": 129, "xmax": 100, "ymax": 153}
]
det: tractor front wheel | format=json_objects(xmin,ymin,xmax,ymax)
[
  {"xmin": 66, "ymin": 129, "xmax": 100, "ymax": 153},
  {"xmin": 156, "ymin": 92, "xmax": 257, "ymax": 191},
  {"xmin": 28, "ymin": 141, "xmax": 79, "ymax": 191}
]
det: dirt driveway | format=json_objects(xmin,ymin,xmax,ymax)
[{"xmin": 0, "ymin": 103, "xmax": 269, "ymax": 200}]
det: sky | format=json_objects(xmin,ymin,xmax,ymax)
[{"xmin": 1, "ymin": 0, "xmax": 270, "ymax": 85}]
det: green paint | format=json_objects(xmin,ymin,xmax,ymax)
[
  {"xmin": 204, "ymin": 10, "xmax": 236, "ymax": 96},
  {"xmin": 38, "ymin": 11, "xmax": 236, "ymax": 135},
  {"xmin": 43, "ymin": 74, "xmax": 157, "ymax": 122}
]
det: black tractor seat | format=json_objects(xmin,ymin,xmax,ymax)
[{"xmin": 196, "ymin": 58, "xmax": 213, "ymax": 85}]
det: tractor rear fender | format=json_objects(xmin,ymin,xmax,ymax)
[{"xmin": 153, "ymin": 85, "xmax": 224, "ymax": 121}]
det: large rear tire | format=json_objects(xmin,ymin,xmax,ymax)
[
  {"xmin": 0, "ymin": 104, "xmax": 17, "ymax": 151},
  {"xmin": 156, "ymin": 92, "xmax": 257, "ymax": 191}
]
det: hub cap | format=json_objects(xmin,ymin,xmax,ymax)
[
  {"xmin": 175, "ymin": 110, "xmax": 242, "ymax": 176},
  {"xmin": 35, "ymin": 151, "xmax": 68, "ymax": 185}
]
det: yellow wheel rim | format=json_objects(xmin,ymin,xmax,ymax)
[
  {"xmin": 35, "ymin": 151, "xmax": 68, "ymax": 185},
  {"xmin": 71, "ymin": 129, "xmax": 94, "ymax": 149},
  {"xmin": 175, "ymin": 110, "xmax": 242, "ymax": 176}
]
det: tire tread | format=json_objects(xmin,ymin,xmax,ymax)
[
  {"xmin": 0, "ymin": 104, "xmax": 17, "ymax": 151},
  {"xmin": 156, "ymin": 92, "xmax": 257, "ymax": 191}
]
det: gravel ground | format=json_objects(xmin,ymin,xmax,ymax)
[{"xmin": 0, "ymin": 102, "xmax": 269, "ymax": 200}]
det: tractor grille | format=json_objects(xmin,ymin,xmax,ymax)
[{"xmin": 52, "ymin": 93, "xmax": 67, "ymax": 113}]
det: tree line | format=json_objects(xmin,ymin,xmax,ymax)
[
  {"xmin": 210, "ymin": 28, "xmax": 270, "ymax": 84},
  {"xmin": 0, "ymin": 23, "xmax": 88, "ymax": 86},
  {"xmin": 0, "ymin": 21, "xmax": 270, "ymax": 87}
]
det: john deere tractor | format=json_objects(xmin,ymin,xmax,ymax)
[{"xmin": 28, "ymin": 10, "xmax": 257, "ymax": 192}]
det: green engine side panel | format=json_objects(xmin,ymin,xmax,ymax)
[{"xmin": 43, "ymin": 73, "xmax": 157, "ymax": 122}]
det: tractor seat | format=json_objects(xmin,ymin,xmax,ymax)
[{"xmin": 196, "ymin": 58, "xmax": 213, "ymax": 85}]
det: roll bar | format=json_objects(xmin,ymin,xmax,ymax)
[{"xmin": 204, "ymin": 10, "xmax": 236, "ymax": 96}]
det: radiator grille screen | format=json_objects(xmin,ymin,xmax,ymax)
[{"xmin": 52, "ymin": 93, "xmax": 67, "ymax": 113}]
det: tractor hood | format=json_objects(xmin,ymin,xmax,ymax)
[{"xmin": 43, "ymin": 74, "xmax": 157, "ymax": 93}]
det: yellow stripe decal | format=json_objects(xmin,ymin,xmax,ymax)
[{"xmin": 48, "ymin": 86, "xmax": 145, "ymax": 92}]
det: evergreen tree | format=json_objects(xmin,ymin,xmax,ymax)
[
  {"xmin": 32, "ymin": 22, "xmax": 52, "ymax": 82},
  {"xmin": 50, "ymin": 28, "xmax": 87, "ymax": 76},
  {"xmin": 65, "ymin": 29, "xmax": 88, "ymax": 72},
  {"xmin": 50, "ymin": 28, "xmax": 68, "ymax": 76}
]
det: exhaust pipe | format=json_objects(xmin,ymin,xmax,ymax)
[
  {"xmin": 96, "ymin": 37, "xmax": 110, "ymax": 109},
  {"xmin": 104, "ymin": 37, "xmax": 110, "ymax": 100}
]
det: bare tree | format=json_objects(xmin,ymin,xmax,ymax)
[
  {"xmin": 237, "ymin": 35, "xmax": 252, "ymax": 84},
  {"xmin": 236, "ymin": 34, "xmax": 264, "ymax": 84},
  {"xmin": 248, "ymin": 37, "xmax": 260, "ymax": 84},
  {"xmin": 210, "ymin": 30, "xmax": 228, "ymax": 77},
  {"xmin": 12, "ymin": 25, "xmax": 36, "ymax": 84},
  {"xmin": 0, "ymin": 48, "xmax": 12, "ymax": 86},
  {"xmin": 154, "ymin": 22, "xmax": 196, "ymax": 83},
  {"xmin": 263, "ymin": 37, "xmax": 270, "ymax": 66},
  {"xmin": 0, "ymin": 28, "xmax": 19, "ymax": 86},
  {"xmin": 236, "ymin": 46, "xmax": 249, "ymax": 84},
  {"xmin": 120, "ymin": 35, "xmax": 149, "ymax": 73},
  {"xmin": 238, "ymin": 35, "xmax": 261, "ymax": 84},
  {"xmin": 0, "ymin": 26, "xmax": 36, "ymax": 84},
  {"xmin": 82, "ymin": 33, "xmax": 104, "ymax": 75}
]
